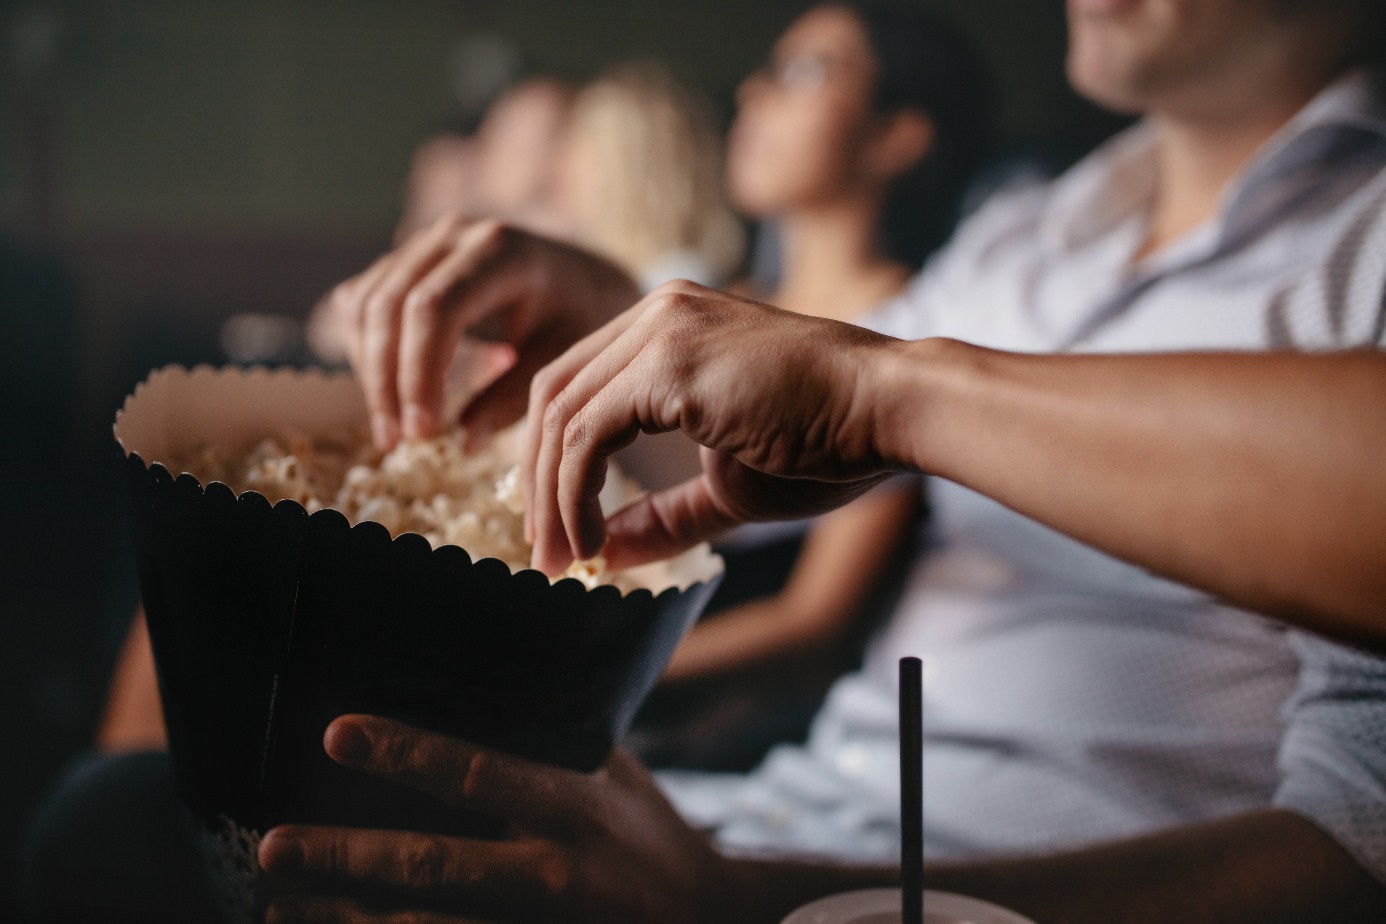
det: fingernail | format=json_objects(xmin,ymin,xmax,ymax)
[
  {"xmin": 371, "ymin": 413, "xmax": 399, "ymax": 450},
  {"xmin": 402, "ymin": 403, "xmax": 436, "ymax": 440},
  {"xmin": 259, "ymin": 831, "xmax": 304, "ymax": 874},
  {"xmin": 324, "ymin": 721, "xmax": 372, "ymax": 765}
]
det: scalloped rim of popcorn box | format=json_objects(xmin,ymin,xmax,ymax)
[{"xmin": 115, "ymin": 364, "xmax": 723, "ymax": 599}]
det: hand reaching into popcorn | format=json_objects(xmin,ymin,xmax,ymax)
[{"xmin": 329, "ymin": 216, "xmax": 639, "ymax": 452}]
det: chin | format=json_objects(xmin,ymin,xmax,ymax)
[
  {"xmin": 1068, "ymin": 62, "xmax": 1148, "ymax": 114},
  {"xmin": 727, "ymin": 170, "xmax": 781, "ymax": 219},
  {"xmin": 1066, "ymin": 30, "xmax": 1151, "ymax": 115}
]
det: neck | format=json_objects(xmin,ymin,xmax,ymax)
[
  {"xmin": 1138, "ymin": 57, "xmax": 1348, "ymax": 261},
  {"xmin": 774, "ymin": 197, "xmax": 910, "ymax": 322}
]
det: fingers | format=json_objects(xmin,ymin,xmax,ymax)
[
  {"xmin": 530, "ymin": 325, "xmax": 659, "ymax": 573},
  {"xmin": 260, "ymin": 826, "xmax": 563, "ymax": 918},
  {"xmin": 396, "ymin": 220, "xmax": 508, "ymax": 441},
  {"xmin": 521, "ymin": 301, "xmax": 647, "ymax": 548},
  {"xmin": 322, "ymin": 716, "xmax": 597, "ymax": 837},
  {"xmin": 356, "ymin": 220, "xmax": 472, "ymax": 449},
  {"xmin": 332, "ymin": 254, "xmax": 394, "ymax": 373},
  {"xmin": 550, "ymin": 363, "xmax": 673, "ymax": 567},
  {"xmin": 457, "ymin": 323, "xmax": 587, "ymax": 457}
]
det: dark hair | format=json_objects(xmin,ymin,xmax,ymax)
[{"xmin": 833, "ymin": 0, "xmax": 998, "ymax": 267}]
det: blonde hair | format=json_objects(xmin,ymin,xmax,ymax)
[{"xmin": 564, "ymin": 62, "xmax": 745, "ymax": 285}]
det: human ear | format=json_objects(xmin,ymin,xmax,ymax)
[{"xmin": 863, "ymin": 108, "xmax": 935, "ymax": 182}]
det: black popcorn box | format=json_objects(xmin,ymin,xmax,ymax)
[{"xmin": 114, "ymin": 366, "xmax": 723, "ymax": 920}]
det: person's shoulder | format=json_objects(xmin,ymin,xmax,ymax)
[
  {"xmin": 856, "ymin": 176, "xmax": 1057, "ymax": 340},
  {"xmin": 1270, "ymin": 164, "xmax": 1386, "ymax": 348},
  {"xmin": 948, "ymin": 173, "xmax": 1052, "ymax": 258}
]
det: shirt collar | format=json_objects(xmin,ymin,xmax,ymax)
[{"xmin": 1038, "ymin": 67, "xmax": 1386, "ymax": 262}]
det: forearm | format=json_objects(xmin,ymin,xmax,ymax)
[
  {"xmin": 664, "ymin": 598, "xmax": 810, "ymax": 680},
  {"xmin": 721, "ymin": 857, "xmax": 898, "ymax": 924},
  {"xmin": 721, "ymin": 811, "xmax": 1383, "ymax": 924},
  {"xmin": 97, "ymin": 611, "xmax": 167, "ymax": 752},
  {"xmin": 876, "ymin": 340, "xmax": 1386, "ymax": 649},
  {"xmin": 923, "ymin": 810, "xmax": 1385, "ymax": 924}
]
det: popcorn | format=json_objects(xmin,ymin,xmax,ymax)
[{"xmin": 165, "ymin": 425, "xmax": 637, "ymax": 586}]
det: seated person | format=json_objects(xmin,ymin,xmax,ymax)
[
  {"xmin": 554, "ymin": 61, "xmax": 745, "ymax": 291},
  {"xmin": 657, "ymin": 0, "xmax": 988, "ymax": 686},
  {"xmin": 275, "ymin": 0, "xmax": 1386, "ymax": 917},
  {"xmin": 622, "ymin": 1, "xmax": 992, "ymax": 770}
]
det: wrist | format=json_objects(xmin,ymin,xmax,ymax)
[{"xmin": 868, "ymin": 337, "xmax": 986, "ymax": 475}]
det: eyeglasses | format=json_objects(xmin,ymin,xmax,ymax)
[{"xmin": 760, "ymin": 52, "xmax": 835, "ymax": 91}]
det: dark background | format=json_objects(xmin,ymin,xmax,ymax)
[{"xmin": 0, "ymin": 0, "xmax": 1125, "ymax": 916}]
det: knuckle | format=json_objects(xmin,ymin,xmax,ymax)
[
  {"xmin": 541, "ymin": 397, "xmax": 570, "ymax": 437},
  {"xmin": 375, "ymin": 730, "xmax": 415, "ymax": 775},
  {"xmin": 330, "ymin": 281, "xmax": 358, "ymax": 314},
  {"xmin": 433, "ymin": 211, "xmax": 465, "ymax": 234},
  {"xmin": 647, "ymin": 292, "xmax": 682, "ymax": 319},
  {"xmin": 562, "ymin": 413, "xmax": 590, "ymax": 454},
  {"xmin": 473, "ymin": 216, "xmax": 506, "ymax": 246},
  {"xmin": 364, "ymin": 291, "xmax": 395, "ymax": 322},
  {"xmin": 650, "ymin": 278, "xmax": 695, "ymax": 299},
  {"xmin": 402, "ymin": 287, "xmax": 440, "ymax": 320},
  {"xmin": 460, "ymin": 750, "xmax": 492, "ymax": 801},
  {"xmin": 399, "ymin": 838, "xmax": 448, "ymax": 890},
  {"xmin": 322, "ymin": 831, "xmax": 349, "ymax": 876},
  {"xmin": 530, "ymin": 367, "xmax": 558, "ymax": 405}
]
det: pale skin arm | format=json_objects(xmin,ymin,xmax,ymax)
[
  {"xmin": 735, "ymin": 809, "xmax": 1386, "ymax": 924},
  {"xmin": 97, "ymin": 610, "xmax": 166, "ymax": 752},
  {"xmin": 664, "ymin": 485, "xmax": 917, "ymax": 682}
]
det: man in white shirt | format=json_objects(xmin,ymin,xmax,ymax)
[
  {"xmin": 657, "ymin": 60, "xmax": 1386, "ymax": 867},
  {"xmin": 251, "ymin": 1, "xmax": 1386, "ymax": 921}
]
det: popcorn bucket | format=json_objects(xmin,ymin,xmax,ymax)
[{"xmin": 114, "ymin": 365, "xmax": 723, "ymax": 922}]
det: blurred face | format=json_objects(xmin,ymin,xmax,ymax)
[
  {"xmin": 1065, "ymin": 0, "xmax": 1326, "ymax": 115},
  {"xmin": 397, "ymin": 136, "xmax": 478, "ymax": 241},
  {"xmin": 727, "ymin": 6, "xmax": 882, "ymax": 217},
  {"xmin": 476, "ymin": 81, "xmax": 570, "ymax": 218},
  {"xmin": 553, "ymin": 117, "xmax": 601, "ymax": 239}
]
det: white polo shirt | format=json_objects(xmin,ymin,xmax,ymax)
[{"xmin": 660, "ymin": 69, "xmax": 1386, "ymax": 882}]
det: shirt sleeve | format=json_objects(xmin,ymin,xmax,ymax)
[
  {"xmin": 1274, "ymin": 630, "xmax": 1386, "ymax": 884},
  {"xmin": 1268, "ymin": 169, "xmax": 1386, "ymax": 348}
]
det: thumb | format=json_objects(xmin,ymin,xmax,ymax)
[
  {"xmin": 603, "ymin": 450, "xmax": 887, "ymax": 569},
  {"xmin": 602, "ymin": 473, "xmax": 743, "ymax": 570}
]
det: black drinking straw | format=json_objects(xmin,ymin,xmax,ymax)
[{"xmin": 900, "ymin": 656, "xmax": 923, "ymax": 924}]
